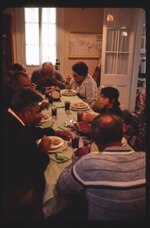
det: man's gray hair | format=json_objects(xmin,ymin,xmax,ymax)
[{"xmin": 11, "ymin": 87, "xmax": 43, "ymax": 112}]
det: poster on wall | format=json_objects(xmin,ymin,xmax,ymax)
[{"xmin": 69, "ymin": 33, "xmax": 102, "ymax": 58}]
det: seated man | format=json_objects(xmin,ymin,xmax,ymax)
[
  {"xmin": 3, "ymin": 71, "xmax": 32, "ymax": 110},
  {"xmin": 2, "ymin": 62, "xmax": 27, "ymax": 90},
  {"xmin": 2, "ymin": 87, "xmax": 72, "ymax": 221},
  {"xmin": 31, "ymin": 61, "xmax": 65, "ymax": 91},
  {"xmin": 56, "ymin": 113, "xmax": 145, "ymax": 221},
  {"xmin": 2, "ymin": 70, "xmax": 38, "ymax": 110},
  {"xmin": 2, "ymin": 87, "xmax": 51, "ymax": 220},
  {"xmin": 2, "ymin": 70, "xmax": 72, "ymax": 140},
  {"xmin": 2, "ymin": 70, "xmax": 50, "ymax": 123}
]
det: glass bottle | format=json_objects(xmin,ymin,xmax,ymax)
[{"xmin": 55, "ymin": 58, "xmax": 60, "ymax": 71}]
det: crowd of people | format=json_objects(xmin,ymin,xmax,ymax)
[{"xmin": 2, "ymin": 61, "xmax": 146, "ymax": 222}]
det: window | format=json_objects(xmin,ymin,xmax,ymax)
[
  {"xmin": 105, "ymin": 28, "xmax": 130, "ymax": 75},
  {"xmin": 24, "ymin": 8, "xmax": 56, "ymax": 66}
]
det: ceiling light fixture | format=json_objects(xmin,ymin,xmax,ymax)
[{"xmin": 107, "ymin": 14, "xmax": 114, "ymax": 21}]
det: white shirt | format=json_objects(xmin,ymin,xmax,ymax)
[
  {"xmin": 8, "ymin": 108, "xmax": 25, "ymax": 126},
  {"xmin": 70, "ymin": 74, "xmax": 98, "ymax": 107}
]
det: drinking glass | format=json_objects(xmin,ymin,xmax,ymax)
[
  {"xmin": 77, "ymin": 111, "xmax": 83, "ymax": 122},
  {"xmin": 51, "ymin": 106, "xmax": 57, "ymax": 119},
  {"xmin": 82, "ymin": 137, "xmax": 92, "ymax": 153},
  {"xmin": 47, "ymin": 94, "xmax": 53, "ymax": 106},
  {"xmin": 72, "ymin": 136, "xmax": 80, "ymax": 148},
  {"xmin": 65, "ymin": 101, "xmax": 71, "ymax": 112}
]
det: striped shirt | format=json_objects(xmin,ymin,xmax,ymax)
[{"xmin": 56, "ymin": 147, "xmax": 145, "ymax": 220}]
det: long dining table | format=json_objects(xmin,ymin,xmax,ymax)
[
  {"xmin": 37, "ymin": 90, "xmax": 97, "ymax": 219},
  {"xmin": 37, "ymin": 89, "xmax": 132, "ymax": 219}
]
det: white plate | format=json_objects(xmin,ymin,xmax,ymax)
[
  {"xmin": 121, "ymin": 137, "xmax": 127, "ymax": 146},
  {"xmin": 71, "ymin": 102, "xmax": 89, "ymax": 111},
  {"xmin": 61, "ymin": 89, "xmax": 77, "ymax": 96},
  {"xmin": 48, "ymin": 141, "xmax": 68, "ymax": 153},
  {"xmin": 71, "ymin": 106, "xmax": 90, "ymax": 111},
  {"xmin": 48, "ymin": 136, "xmax": 64, "ymax": 149},
  {"xmin": 71, "ymin": 102, "xmax": 89, "ymax": 108}
]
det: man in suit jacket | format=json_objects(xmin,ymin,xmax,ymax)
[{"xmin": 2, "ymin": 87, "xmax": 51, "ymax": 221}]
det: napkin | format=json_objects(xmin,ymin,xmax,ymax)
[
  {"xmin": 55, "ymin": 153, "xmax": 70, "ymax": 162},
  {"xmin": 49, "ymin": 145, "xmax": 73, "ymax": 163},
  {"xmin": 49, "ymin": 153, "xmax": 70, "ymax": 163}
]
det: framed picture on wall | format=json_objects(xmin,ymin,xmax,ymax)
[{"xmin": 69, "ymin": 32, "xmax": 102, "ymax": 58}]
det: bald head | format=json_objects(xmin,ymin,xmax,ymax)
[
  {"xmin": 91, "ymin": 114, "xmax": 123, "ymax": 147},
  {"xmin": 42, "ymin": 62, "xmax": 54, "ymax": 75}
]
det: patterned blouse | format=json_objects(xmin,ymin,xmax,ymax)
[{"xmin": 134, "ymin": 109, "xmax": 146, "ymax": 151}]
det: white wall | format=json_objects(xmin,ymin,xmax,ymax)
[{"xmin": 61, "ymin": 8, "xmax": 104, "ymax": 79}]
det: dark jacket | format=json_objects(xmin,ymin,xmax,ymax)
[
  {"xmin": 2, "ymin": 111, "xmax": 50, "ymax": 207},
  {"xmin": 2, "ymin": 86, "xmax": 14, "ymax": 110}
]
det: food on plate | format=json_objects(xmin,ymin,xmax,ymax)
[
  {"xmin": 62, "ymin": 89, "xmax": 76, "ymax": 95},
  {"xmin": 72, "ymin": 102, "xmax": 88, "ymax": 109},
  {"xmin": 74, "ymin": 121, "xmax": 91, "ymax": 133},
  {"xmin": 51, "ymin": 90, "xmax": 61, "ymax": 100},
  {"xmin": 52, "ymin": 138, "xmax": 60, "ymax": 145},
  {"xmin": 38, "ymin": 136, "xmax": 64, "ymax": 151},
  {"xmin": 48, "ymin": 136, "xmax": 64, "ymax": 149},
  {"xmin": 56, "ymin": 130, "xmax": 73, "ymax": 141}
]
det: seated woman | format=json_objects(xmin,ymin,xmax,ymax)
[
  {"xmin": 66, "ymin": 61, "xmax": 98, "ymax": 108},
  {"xmin": 83, "ymin": 86, "xmax": 123, "ymax": 122}
]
